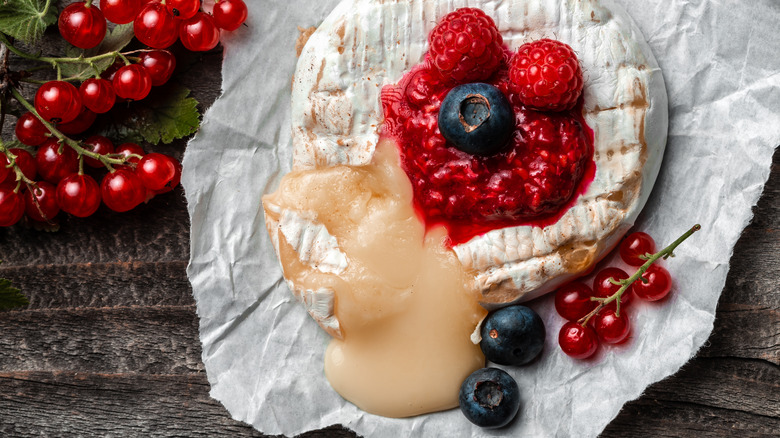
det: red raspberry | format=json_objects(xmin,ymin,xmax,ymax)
[
  {"xmin": 509, "ymin": 39, "xmax": 583, "ymax": 111},
  {"xmin": 428, "ymin": 8, "xmax": 504, "ymax": 83}
]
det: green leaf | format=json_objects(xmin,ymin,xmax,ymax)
[
  {"xmin": 94, "ymin": 83, "xmax": 201, "ymax": 145},
  {"xmin": 0, "ymin": 278, "xmax": 28, "ymax": 311},
  {"xmin": 60, "ymin": 23, "xmax": 135, "ymax": 81},
  {"xmin": 0, "ymin": 0, "xmax": 58, "ymax": 45}
]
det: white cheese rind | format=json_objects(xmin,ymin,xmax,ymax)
[{"xmin": 286, "ymin": 0, "xmax": 668, "ymax": 306}]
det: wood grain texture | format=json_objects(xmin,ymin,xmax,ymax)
[{"xmin": 0, "ymin": 15, "xmax": 777, "ymax": 437}]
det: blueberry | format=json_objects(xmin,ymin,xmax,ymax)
[
  {"xmin": 459, "ymin": 367, "xmax": 521, "ymax": 428},
  {"xmin": 438, "ymin": 83, "xmax": 514, "ymax": 156},
  {"xmin": 480, "ymin": 305, "xmax": 545, "ymax": 366}
]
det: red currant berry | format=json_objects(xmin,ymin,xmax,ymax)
[
  {"xmin": 115, "ymin": 143, "xmax": 145, "ymax": 170},
  {"xmin": 213, "ymin": 0, "xmax": 247, "ymax": 31},
  {"xmin": 112, "ymin": 64, "xmax": 153, "ymax": 101},
  {"xmin": 555, "ymin": 282, "xmax": 597, "ymax": 321},
  {"xmin": 15, "ymin": 112, "xmax": 50, "ymax": 146},
  {"xmin": 0, "ymin": 149, "xmax": 37, "ymax": 190},
  {"xmin": 101, "ymin": 60, "xmax": 124, "ymax": 81},
  {"xmin": 24, "ymin": 181, "xmax": 60, "ymax": 222},
  {"xmin": 593, "ymin": 267, "xmax": 633, "ymax": 309},
  {"xmin": 632, "ymin": 264, "xmax": 673, "ymax": 301},
  {"xmin": 0, "ymin": 155, "xmax": 9, "ymax": 183},
  {"xmin": 56, "ymin": 107, "xmax": 97, "ymax": 135},
  {"xmin": 558, "ymin": 322, "xmax": 598, "ymax": 359},
  {"xmin": 179, "ymin": 12, "xmax": 220, "ymax": 52},
  {"xmin": 100, "ymin": 0, "xmax": 145, "ymax": 24},
  {"xmin": 36, "ymin": 139, "xmax": 79, "ymax": 184},
  {"xmin": 35, "ymin": 81, "xmax": 83, "ymax": 124},
  {"xmin": 135, "ymin": 153, "xmax": 178, "ymax": 191},
  {"xmin": 166, "ymin": 0, "xmax": 200, "ymax": 20},
  {"xmin": 0, "ymin": 188, "xmax": 25, "ymax": 226},
  {"xmin": 80, "ymin": 78, "xmax": 116, "ymax": 113},
  {"xmin": 58, "ymin": 2, "xmax": 107, "ymax": 49},
  {"xmin": 619, "ymin": 232, "xmax": 657, "ymax": 266},
  {"xmin": 101, "ymin": 169, "xmax": 146, "ymax": 212},
  {"xmin": 139, "ymin": 50, "xmax": 176, "ymax": 86},
  {"xmin": 57, "ymin": 174, "xmax": 101, "ymax": 217},
  {"xmin": 593, "ymin": 309, "xmax": 631, "ymax": 344},
  {"xmin": 134, "ymin": 2, "xmax": 179, "ymax": 49},
  {"xmin": 154, "ymin": 156, "xmax": 181, "ymax": 194},
  {"xmin": 82, "ymin": 136, "xmax": 115, "ymax": 168}
]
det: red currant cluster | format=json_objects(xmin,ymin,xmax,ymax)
[
  {"xmin": 0, "ymin": 138, "xmax": 181, "ymax": 226},
  {"xmin": 554, "ymin": 226, "xmax": 700, "ymax": 359},
  {"xmin": 60, "ymin": 0, "xmax": 248, "ymax": 52}
]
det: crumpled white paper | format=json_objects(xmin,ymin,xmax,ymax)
[{"xmin": 181, "ymin": 0, "xmax": 780, "ymax": 436}]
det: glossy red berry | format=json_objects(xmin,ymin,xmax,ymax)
[
  {"xmin": 35, "ymin": 81, "xmax": 83, "ymax": 124},
  {"xmin": 101, "ymin": 60, "xmax": 124, "ymax": 81},
  {"xmin": 15, "ymin": 112, "xmax": 50, "ymax": 146},
  {"xmin": 82, "ymin": 136, "xmax": 115, "ymax": 168},
  {"xmin": 101, "ymin": 169, "xmax": 146, "ymax": 212},
  {"xmin": 166, "ymin": 0, "xmax": 200, "ymax": 20},
  {"xmin": 56, "ymin": 174, "xmax": 101, "ymax": 217},
  {"xmin": 24, "ymin": 181, "xmax": 60, "ymax": 222},
  {"xmin": 213, "ymin": 0, "xmax": 247, "ymax": 31},
  {"xmin": 0, "ymin": 155, "xmax": 9, "ymax": 184},
  {"xmin": 56, "ymin": 107, "xmax": 97, "ymax": 135},
  {"xmin": 0, "ymin": 149, "xmax": 37, "ymax": 190},
  {"xmin": 509, "ymin": 39, "xmax": 583, "ymax": 111},
  {"xmin": 139, "ymin": 50, "xmax": 177, "ymax": 86},
  {"xmin": 100, "ymin": 0, "xmax": 145, "ymax": 24},
  {"xmin": 555, "ymin": 282, "xmax": 598, "ymax": 321},
  {"xmin": 179, "ymin": 12, "xmax": 220, "ymax": 52},
  {"xmin": 135, "ymin": 153, "xmax": 178, "ymax": 191},
  {"xmin": 115, "ymin": 143, "xmax": 145, "ymax": 170},
  {"xmin": 620, "ymin": 232, "xmax": 657, "ymax": 266},
  {"xmin": 593, "ymin": 309, "xmax": 631, "ymax": 344},
  {"xmin": 112, "ymin": 64, "xmax": 153, "ymax": 101},
  {"xmin": 0, "ymin": 188, "xmax": 25, "ymax": 226},
  {"xmin": 632, "ymin": 264, "xmax": 673, "ymax": 301},
  {"xmin": 134, "ymin": 2, "xmax": 179, "ymax": 49},
  {"xmin": 58, "ymin": 2, "xmax": 107, "ymax": 49},
  {"xmin": 36, "ymin": 139, "xmax": 79, "ymax": 184},
  {"xmin": 154, "ymin": 156, "xmax": 181, "ymax": 194},
  {"xmin": 593, "ymin": 267, "xmax": 633, "ymax": 309},
  {"xmin": 427, "ymin": 8, "xmax": 503, "ymax": 83},
  {"xmin": 80, "ymin": 78, "xmax": 116, "ymax": 113},
  {"xmin": 558, "ymin": 322, "xmax": 598, "ymax": 359}
]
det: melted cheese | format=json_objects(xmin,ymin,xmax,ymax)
[{"xmin": 263, "ymin": 139, "xmax": 486, "ymax": 417}]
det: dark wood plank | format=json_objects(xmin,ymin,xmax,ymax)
[
  {"xmin": 0, "ymin": 306, "xmax": 202, "ymax": 375},
  {"xmin": 0, "ymin": 261, "xmax": 193, "ymax": 309}
]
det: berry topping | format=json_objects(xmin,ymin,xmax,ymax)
[
  {"xmin": 619, "ymin": 231, "xmax": 657, "ymax": 266},
  {"xmin": 428, "ymin": 8, "xmax": 504, "ymax": 83},
  {"xmin": 554, "ymin": 281, "xmax": 597, "ymax": 321},
  {"xmin": 558, "ymin": 322, "xmax": 598, "ymax": 359},
  {"xmin": 480, "ymin": 305, "xmax": 545, "ymax": 366},
  {"xmin": 458, "ymin": 368, "xmax": 520, "ymax": 429},
  {"xmin": 438, "ymin": 83, "xmax": 513, "ymax": 156},
  {"xmin": 508, "ymin": 39, "xmax": 583, "ymax": 111}
]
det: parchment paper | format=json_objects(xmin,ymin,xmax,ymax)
[{"xmin": 181, "ymin": 0, "xmax": 780, "ymax": 436}]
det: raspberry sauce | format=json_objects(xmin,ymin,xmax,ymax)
[{"xmin": 380, "ymin": 51, "xmax": 595, "ymax": 245}]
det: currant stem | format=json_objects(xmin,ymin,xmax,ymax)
[
  {"xmin": 9, "ymin": 86, "xmax": 130, "ymax": 167},
  {"xmin": 0, "ymin": 142, "xmax": 37, "ymax": 193},
  {"xmin": 0, "ymin": 34, "xmax": 120, "ymax": 69},
  {"xmin": 577, "ymin": 224, "xmax": 702, "ymax": 326}
]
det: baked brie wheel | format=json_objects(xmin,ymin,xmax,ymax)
[{"xmin": 264, "ymin": 0, "xmax": 667, "ymax": 336}]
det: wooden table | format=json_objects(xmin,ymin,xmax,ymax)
[{"xmin": 1, "ymin": 40, "xmax": 778, "ymax": 437}]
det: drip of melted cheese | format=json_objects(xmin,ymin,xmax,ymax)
[{"xmin": 264, "ymin": 139, "xmax": 487, "ymax": 417}]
